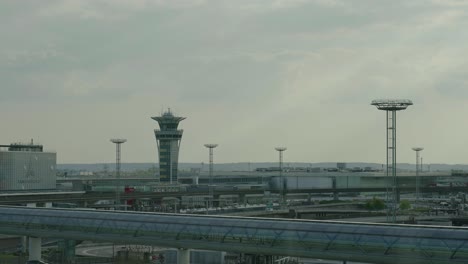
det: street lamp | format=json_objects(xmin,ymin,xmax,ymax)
[
  {"xmin": 204, "ymin": 144, "xmax": 218, "ymax": 209},
  {"xmin": 371, "ymin": 99, "xmax": 413, "ymax": 223},
  {"xmin": 111, "ymin": 139, "xmax": 127, "ymax": 210},
  {"xmin": 275, "ymin": 147, "xmax": 287, "ymax": 207},
  {"xmin": 412, "ymin": 147, "xmax": 424, "ymax": 200}
]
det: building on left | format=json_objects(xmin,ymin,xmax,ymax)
[{"xmin": 0, "ymin": 141, "xmax": 56, "ymax": 191}]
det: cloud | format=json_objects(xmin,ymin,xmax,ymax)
[
  {"xmin": 434, "ymin": 69, "xmax": 468, "ymax": 99},
  {"xmin": 2, "ymin": 0, "xmax": 468, "ymax": 163},
  {"xmin": 37, "ymin": 0, "xmax": 208, "ymax": 20},
  {"xmin": 431, "ymin": 0, "xmax": 468, "ymax": 7}
]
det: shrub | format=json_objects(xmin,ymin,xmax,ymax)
[
  {"xmin": 400, "ymin": 200, "xmax": 411, "ymax": 210},
  {"xmin": 365, "ymin": 197, "xmax": 385, "ymax": 210}
]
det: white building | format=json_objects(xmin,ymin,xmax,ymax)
[{"xmin": 0, "ymin": 142, "xmax": 56, "ymax": 191}]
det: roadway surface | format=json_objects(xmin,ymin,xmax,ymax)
[{"xmin": 0, "ymin": 186, "xmax": 464, "ymax": 205}]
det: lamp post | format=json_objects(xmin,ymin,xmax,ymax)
[
  {"xmin": 204, "ymin": 144, "xmax": 218, "ymax": 209},
  {"xmin": 371, "ymin": 99, "xmax": 413, "ymax": 223},
  {"xmin": 275, "ymin": 147, "xmax": 287, "ymax": 208},
  {"xmin": 412, "ymin": 147, "xmax": 424, "ymax": 200},
  {"xmin": 111, "ymin": 139, "xmax": 127, "ymax": 210}
]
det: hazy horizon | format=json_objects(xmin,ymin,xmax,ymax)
[{"xmin": 56, "ymin": 161, "xmax": 468, "ymax": 174}]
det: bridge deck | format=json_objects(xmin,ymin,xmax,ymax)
[
  {"xmin": 0, "ymin": 186, "xmax": 464, "ymax": 205},
  {"xmin": 0, "ymin": 206, "xmax": 468, "ymax": 263}
]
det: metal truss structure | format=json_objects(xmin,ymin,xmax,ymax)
[{"xmin": 372, "ymin": 99, "xmax": 413, "ymax": 222}]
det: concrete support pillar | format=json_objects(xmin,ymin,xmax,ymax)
[
  {"xmin": 213, "ymin": 194, "xmax": 221, "ymax": 207},
  {"xmin": 332, "ymin": 177, "xmax": 339, "ymax": 201},
  {"xmin": 239, "ymin": 194, "xmax": 246, "ymax": 205},
  {"xmin": 221, "ymin": 252, "xmax": 226, "ymax": 264},
  {"xmin": 77, "ymin": 200, "xmax": 88, "ymax": 208},
  {"xmin": 177, "ymin": 248, "xmax": 190, "ymax": 264},
  {"xmin": 28, "ymin": 237, "xmax": 41, "ymax": 262},
  {"xmin": 21, "ymin": 237, "xmax": 28, "ymax": 253},
  {"xmin": 23, "ymin": 203, "xmax": 36, "ymax": 254},
  {"xmin": 45, "ymin": 202, "xmax": 53, "ymax": 208}
]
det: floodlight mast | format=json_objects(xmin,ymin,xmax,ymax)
[
  {"xmin": 371, "ymin": 99, "xmax": 413, "ymax": 223},
  {"xmin": 412, "ymin": 147, "xmax": 424, "ymax": 200},
  {"xmin": 111, "ymin": 139, "xmax": 127, "ymax": 210},
  {"xmin": 275, "ymin": 147, "xmax": 287, "ymax": 207},
  {"xmin": 204, "ymin": 144, "xmax": 218, "ymax": 209}
]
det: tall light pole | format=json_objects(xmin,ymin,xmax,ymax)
[
  {"xmin": 111, "ymin": 139, "xmax": 127, "ymax": 210},
  {"xmin": 421, "ymin": 157, "xmax": 424, "ymax": 172},
  {"xmin": 275, "ymin": 147, "xmax": 287, "ymax": 207},
  {"xmin": 204, "ymin": 144, "xmax": 218, "ymax": 209},
  {"xmin": 371, "ymin": 99, "xmax": 412, "ymax": 223},
  {"xmin": 412, "ymin": 147, "xmax": 424, "ymax": 200}
]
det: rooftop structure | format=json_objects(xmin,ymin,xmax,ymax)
[
  {"xmin": 152, "ymin": 109, "xmax": 186, "ymax": 183},
  {"xmin": 0, "ymin": 139, "xmax": 44, "ymax": 152}
]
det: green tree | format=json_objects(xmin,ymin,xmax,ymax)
[
  {"xmin": 365, "ymin": 197, "xmax": 385, "ymax": 210},
  {"xmin": 400, "ymin": 200, "xmax": 411, "ymax": 210}
]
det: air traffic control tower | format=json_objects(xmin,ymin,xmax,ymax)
[{"xmin": 151, "ymin": 109, "xmax": 186, "ymax": 183}]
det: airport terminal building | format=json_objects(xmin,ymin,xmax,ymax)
[{"xmin": 0, "ymin": 142, "xmax": 56, "ymax": 191}]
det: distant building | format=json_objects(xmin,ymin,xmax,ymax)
[
  {"xmin": 0, "ymin": 142, "xmax": 56, "ymax": 191},
  {"xmin": 151, "ymin": 109, "xmax": 186, "ymax": 183},
  {"xmin": 337, "ymin": 162, "xmax": 347, "ymax": 170}
]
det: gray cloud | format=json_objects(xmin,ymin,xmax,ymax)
[
  {"xmin": 2, "ymin": 0, "xmax": 468, "ymax": 164},
  {"xmin": 434, "ymin": 69, "xmax": 468, "ymax": 99}
]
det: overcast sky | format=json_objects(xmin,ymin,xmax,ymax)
[{"xmin": 2, "ymin": 0, "xmax": 468, "ymax": 164}]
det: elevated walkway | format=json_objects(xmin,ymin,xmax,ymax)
[{"xmin": 1, "ymin": 206, "xmax": 468, "ymax": 263}]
